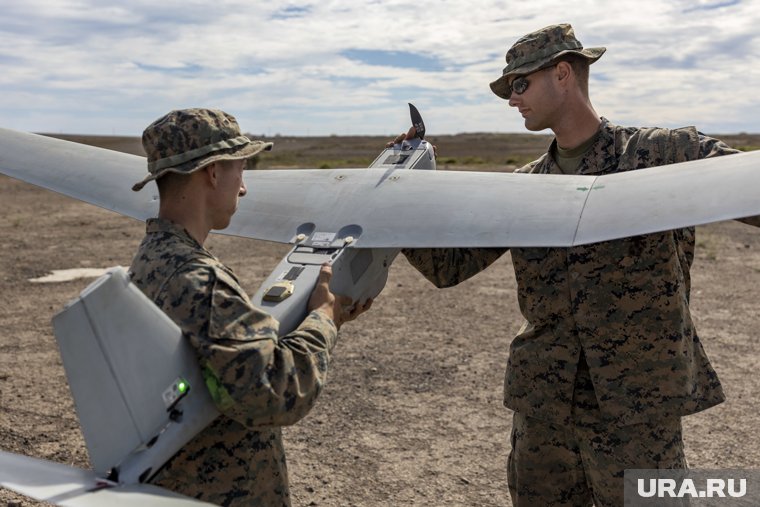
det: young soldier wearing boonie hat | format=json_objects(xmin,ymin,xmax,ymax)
[
  {"xmin": 129, "ymin": 108, "xmax": 371, "ymax": 506},
  {"xmin": 402, "ymin": 23, "xmax": 760, "ymax": 506}
]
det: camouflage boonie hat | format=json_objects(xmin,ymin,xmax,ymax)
[
  {"xmin": 490, "ymin": 23, "xmax": 606, "ymax": 100},
  {"xmin": 132, "ymin": 108, "xmax": 273, "ymax": 191}
]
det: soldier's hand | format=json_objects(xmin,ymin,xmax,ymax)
[
  {"xmin": 385, "ymin": 126, "xmax": 417, "ymax": 147},
  {"xmin": 384, "ymin": 126, "xmax": 437, "ymax": 156},
  {"xmin": 308, "ymin": 263, "xmax": 337, "ymax": 320},
  {"xmin": 334, "ymin": 295, "xmax": 373, "ymax": 329},
  {"xmin": 307, "ymin": 264, "xmax": 373, "ymax": 330}
]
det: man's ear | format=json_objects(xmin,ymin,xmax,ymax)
[
  {"xmin": 555, "ymin": 61, "xmax": 572, "ymax": 86},
  {"xmin": 202, "ymin": 162, "xmax": 219, "ymax": 188}
]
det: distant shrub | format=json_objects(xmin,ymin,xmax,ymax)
[{"xmin": 506, "ymin": 156, "xmax": 534, "ymax": 166}]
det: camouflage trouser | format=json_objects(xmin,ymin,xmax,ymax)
[
  {"xmin": 152, "ymin": 416, "xmax": 291, "ymax": 506},
  {"xmin": 507, "ymin": 366, "xmax": 687, "ymax": 506}
]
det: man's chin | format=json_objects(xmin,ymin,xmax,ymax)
[
  {"xmin": 524, "ymin": 120, "xmax": 549, "ymax": 133},
  {"xmin": 213, "ymin": 218, "xmax": 233, "ymax": 231},
  {"xmin": 523, "ymin": 119, "xmax": 542, "ymax": 131}
]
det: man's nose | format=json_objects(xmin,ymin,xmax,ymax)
[{"xmin": 239, "ymin": 180, "xmax": 247, "ymax": 197}]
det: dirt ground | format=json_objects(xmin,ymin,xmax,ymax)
[{"xmin": 1, "ymin": 144, "xmax": 759, "ymax": 506}]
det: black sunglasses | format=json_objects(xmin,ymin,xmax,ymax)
[
  {"xmin": 507, "ymin": 76, "xmax": 530, "ymax": 99},
  {"xmin": 506, "ymin": 64, "xmax": 557, "ymax": 99}
]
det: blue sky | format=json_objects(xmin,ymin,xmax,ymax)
[{"xmin": 0, "ymin": 0, "xmax": 758, "ymax": 136}]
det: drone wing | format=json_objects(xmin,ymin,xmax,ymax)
[
  {"xmin": 0, "ymin": 126, "xmax": 758, "ymax": 248},
  {"xmin": 0, "ymin": 452, "xmax": 215, "ymax": 506}
]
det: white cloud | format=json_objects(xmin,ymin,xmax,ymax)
[{"xmin": 0, "ymin": 0, "xmax": 758, "ymax": 135}]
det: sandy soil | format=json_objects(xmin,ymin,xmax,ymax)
[{"xmin": 1, "ymin": 169, "xmax": 759, "ymax": 506}]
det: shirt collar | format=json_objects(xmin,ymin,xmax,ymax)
[
  {"xmin": 543, "ymin": 118, "xmax": 616, "ymax": 175},
  {"xmin": 146, "ymin": 217, "xmax": 206, "ymax": 251}
]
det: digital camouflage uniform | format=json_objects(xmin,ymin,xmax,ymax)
[
  {"xmin": 130, "ymin": 218, "xmax": 337, "ymax": 506},
  {"xmin": 130, "ymin": 109, "xmax": 338, "ymax": 506},
  {"xmin": 403, "ymin": 119, "xmax": 756, "ymax": 506}
]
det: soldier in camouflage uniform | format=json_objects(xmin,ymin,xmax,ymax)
[
  {"xmin": 130, "ymin": 108, "xmax": 371, "ymax": 506},
  {"xmin": 399, "ymin": 24, "xmax": 760, "ymax": 506}
]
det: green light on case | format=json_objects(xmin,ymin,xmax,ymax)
[{"xmin": 163, "ymin": 377, "xmax": 191, "ymax": 410}]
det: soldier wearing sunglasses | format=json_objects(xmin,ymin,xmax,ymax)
[{"xmin": 401, "ymin": 23, "xmax": 760, "ymax": 506}]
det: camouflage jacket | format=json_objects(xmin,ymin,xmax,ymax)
[
  {"xmin": 404, "ymin": 119, "xmax": 750, "ymax": 427},
  {"xmin": 129, "ymin": 218, "xmax": 337, "ymax": 506}
]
